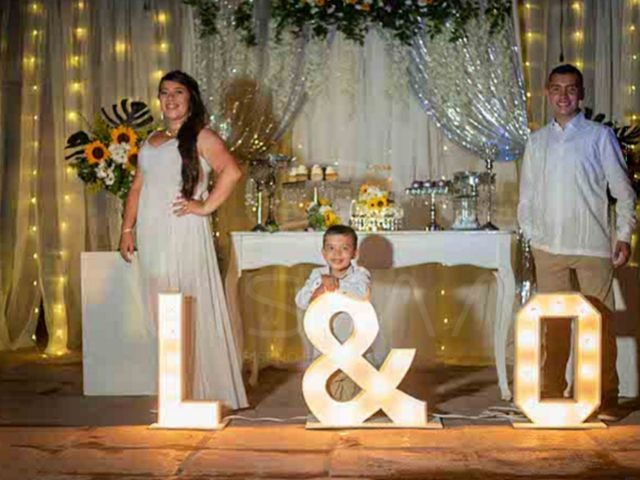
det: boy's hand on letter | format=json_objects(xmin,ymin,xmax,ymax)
[{"xmin": 321, "ymin": 275, "xmax": 339, "ymax": 292}]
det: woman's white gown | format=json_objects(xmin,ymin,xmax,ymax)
[{"xmin": 136, "ymin": 134, "xmax": 248, "ymax": 409}]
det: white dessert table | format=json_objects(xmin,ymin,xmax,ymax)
[{"xmin": 225, "ymin": 230, "xmax": 518, "ymax": 400}]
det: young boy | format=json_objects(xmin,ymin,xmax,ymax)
[{"xmin": 295, "ymin": 225, "xmax": 371, "ymax": 401}]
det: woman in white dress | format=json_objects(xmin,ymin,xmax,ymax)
[{"xmin": 119, "ymin": 70, "xmax": 248, "ymax": 409}]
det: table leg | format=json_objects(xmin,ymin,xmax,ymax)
[{"xmin": 494, "ymin": 265, "xmax": 516, "ymax": 401}]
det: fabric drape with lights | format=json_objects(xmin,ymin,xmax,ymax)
[
  {"xmin": 1, "ymin": 1, "xmax": 637, "ymax": 372},
  {"xmin": 0, "ymin": 0, "xmax": 193, "ymax": 352},
  {"xmin": 520, "ymin": 0, "xmax": 640, "ymax": 129}
]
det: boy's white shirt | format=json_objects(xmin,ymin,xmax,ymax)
[{"xmin": 295, "ymin": 263, "xmax": 371, "ymax": 310}]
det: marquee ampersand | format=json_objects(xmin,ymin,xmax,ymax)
[{"xmin": 302, "ymin": 292, "xmax": 428, "ymax": 427}]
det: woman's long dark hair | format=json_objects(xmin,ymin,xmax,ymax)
[{"xmin": 159, "ymin": 70, "xmax": 208, "ymax": 199}]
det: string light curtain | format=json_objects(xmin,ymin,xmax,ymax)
[
  {"xmin": 0, "ymin": 0, "xmax": 193, "ymax": 352},
  {"xmin": 520, "ymin": 0, "xmax": 640, "ymax": 129}
]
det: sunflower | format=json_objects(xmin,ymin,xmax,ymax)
[
  {"xmin": 111, "ymin": 125, "xmax": 137, "ymax": 147},
  {"xmin": 324, "ymin": 211, "xmax": 338, "ymax": 226},
  {"xmin": 368, "ymin": 198, "xmax": 379, "ymax": 210},
  {"xmin": 126, "ymin": 145, "xmax": 138, "ymax": 171},
  {"xmin": 359, "ymin": 184, "xmax": 369, "ymax": 195},
  {"xmin": 319, "ymin": 198, "xmax": 330, "ymax": 206},
  {"xmin": 376, "ymin": 196, "xmax": 388, "ymax": 209},
  {"xmin": 85, "ymin": 141, "xmax": 109, "ymax": 164}
]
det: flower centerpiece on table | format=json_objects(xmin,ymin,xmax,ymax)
[
  {"xmin": 64, "ymin": 99, "xmax": 156, "ymax": 200},
  {"xmin": 350, "ymin": 182, "xmax": 403, "ymax": 231},
  {"xmin": 305, "ymin": 198, "xmax": 341, "ymax": 231}
]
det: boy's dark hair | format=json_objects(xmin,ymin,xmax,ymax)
[
  {"xmin": 323, "ymin": 225, "xmax": 358, "ymax": 248},
  {"xmin": 548, "ymin": 64, "xmax": 583, "ymax": 88}
]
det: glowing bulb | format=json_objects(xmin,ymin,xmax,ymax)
[
  {"xmin": 630, "ymin": 25, "xmax": 636, "ymax": 33},
  {"xmin": 440, "ymin": 345, "xmax": 445, "ymax": 351},
  {"xmin": 572, "ymin": 2, "xmax": 581, "ymax": 11},
  {"xmin": 114, "ymin": 41, "xmax": 127, "ymax": 54},
  {"xmin": 67, "ymin": 111, "xmax": 78, "ymax": 122},
  {"xmin": 64, "ymin": 194, "xmax": 70, "ymax": 202},
  {"xmin": 443, "ymin": 318, "xmax": 449, "ymax": 325},
  {"xmin": 519, "ymin": 366, "xmax": 535, "ymax": 382},
  {"xmin": 32, "ymin": 29, "xmax": 40, "ymax": 37},
  {"xmin": 526, "ymin": 91, "xmax": 532, "ymax": 98},
  {"xmin": 158, "ymin": 42, "xmax": 169, "ymax": 53},
  {"xmin": 70, "ymin": 82, "xmax": 82, "ymax": 93},
  {"xmin": 33, "ymin": 115, "xmax": 38, "ymax": 121},
  {"xmin": 30, "ymin": 197, "xmax": 36, "ymax": 204},
  {"xmin": 32, "ymin": 169, "xmax": 37, "ymax": 175},
  {"xmin": 76, "ymin": 0, "xmax": 85, "ymax": 9},
  {"xmin": 581, "ymin": 334, "xmax": 595, "ymax": 350},
  {"xmin": 153, "ymin": 70, "xmax": 164, "ymax": 80},
  {"xmin": 32, "ymin": 85, "xmax": 39, "ymax": 92},
  {"xmin": 33, "ymin": 253, "xmax": 38, "ymax": 259},
  {"xmin": 518, "ymin": 330, "xmax": 536, "ymax": 348},
  {"xmin": 74, "ymin": 28, "xmax": 87, "ymax": 39},
  {"xmin": 33, "ymin": 281, "xmax": 37, "ymax": 286},
  {"xmin": 580, "ymin": 365, "xmax": 595, "ymax": 379},
  {"xmin": 574, "ymin": 31, "xmax": 583, "ymax": 41},
  {"xmin": 30, "ymin": 3, "xmax": 41, "ymax": 14},
  {"xmin": 69, "ymin": 55, "xmax": 81, "ymax": 67},
  {"xmin": 156, "ymin": 12, "xmax": 168, "ymax": 24},
  {"xmin": 31, "ymin": 225, "xmax": 37, "ymax": 232},
  {"xmin": 34, "ymin": 307, "xmax": 39, "ymax": 314},
  {"xmin": 525, "ymin": 61, "xmax": 531, "ymax": 67}
]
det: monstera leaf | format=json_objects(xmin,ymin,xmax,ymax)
[
  {"xmin": 101, "ymin": 99, "xmax": 154, "ymax": 129},
  {"xmin": 64, "ymin": 131, "xmax": 92, "ymax": 161},
  {"xmin": 584, "ymin": 108, "xmax": 640, "ymax": 150}
]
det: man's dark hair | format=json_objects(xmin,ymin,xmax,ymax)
[
  {"xmin": 323, "ymin": 225, "xmax": 358, "ymax": 248},
  {"xmin": 548, "ymin": 64, "xmax": 584, "ymax": 88}
]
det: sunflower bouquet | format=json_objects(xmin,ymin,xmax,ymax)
[
  {"xmin": 350, "ymin": 182, "xmax": 403, "ymax": 231},
  {"xmin": 65, "ymin": 99, "xmax": 156, "ymax": 200},
  {"xmin": 305, "ymin": 198, "xmax": 341, "ymax": 231}
]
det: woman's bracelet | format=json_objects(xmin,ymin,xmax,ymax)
[{"xmin": 121, "ymin": 228, "xmax": 134, "ymax": 234}]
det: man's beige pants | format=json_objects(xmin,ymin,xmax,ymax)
[{"xmin": 533, "ymin": 248, "xmax": 618, "ymax": 403}]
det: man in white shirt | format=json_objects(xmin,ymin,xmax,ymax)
[{"xmin": 518, "ymin": 64, "xmax": 637, "ymax": 419}]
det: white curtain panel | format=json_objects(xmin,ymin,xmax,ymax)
[
  {"xmin": 0, "ymin": 0, "xmax": 193, "ymax": 351},
  {"xmin": 521, "ymin": 0, "xmax": 640, "ymax": 129}
]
